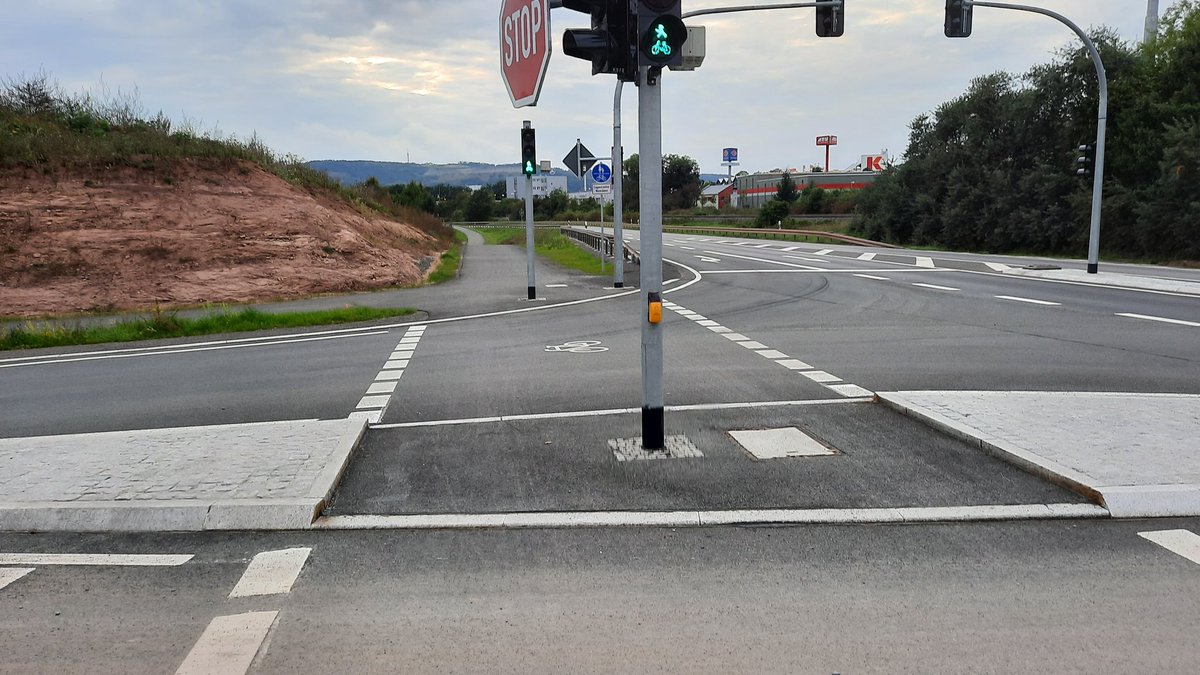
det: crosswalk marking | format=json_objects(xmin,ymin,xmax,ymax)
[
  {"xmin": 229, "ymin": 547, "xmax": 312, "ymax": 598},
  {"xmin": 1139, "ymin": 529, "xmax": 1200, "ymax": 565},
  {"xmin": 176, "ymin": 611, "xmax": 279, "ymax": 675},
  {"xmin": 0, "ymin": 567, "xmax": 34, "ymax": 591}
]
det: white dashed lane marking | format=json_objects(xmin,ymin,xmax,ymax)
[
  {"xmin": 175, "ymin": 611, "xmax": 279, "ymax": 675},
  {"xmin": 1116, "ymin": 313, "xmax": 1200, "ymax": 327},
  {"xmin": 854, "ymin": 274, "xmax": 890, "ymax": 281},
  {"xmin": 0, "ymin": 567, "xmax": 34, "ymax": 591},
  {"xmin": 912, "ymin": 283, "xmax": 960, "ymax": 292},
  {"xmin": 358, "ymin": 325, "xmax": 427, "ymax": 423},
  {"xmin": 661, "ymin": 302, "xmax": 873, "ymax": 399},
  {"xmin": 857, "ymin": 252, "xmax": 876, "ymax": 261},
  {"xmin": 1139, "ymin": 530, "xmax": 1200, "ymax": 565},
  {"xmin": 915, "ymin": 256, "xmax": 935, "ymax": 268},
  {"xmin": 228, "ymin": 547, "xmax": 312, "ymax": 599},
  {"xmin": 995, "ymin": 295, "xmax": 1061, "ymax": 306}
]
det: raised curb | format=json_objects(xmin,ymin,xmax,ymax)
[
  {"xmin": 0, "ymin": 417, "xmax": 367, "ymax": 533},
  {"xmin": 877, "ymin": 392, "xmax": 1200, "ymax": 518},
  {"xmin": 1002, "ymin": 267, "xmax": 1200, "ymax": 295}
]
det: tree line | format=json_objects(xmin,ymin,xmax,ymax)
[{"xmin": 851, "ymin": 1, "xmax": 1200, "ymax": 261}]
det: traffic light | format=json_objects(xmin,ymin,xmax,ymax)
[
  {"xmin": 816, "ymin": 0, "xmax": 845, "ymax": 38},
  {"xmin": 945, "ymin": 0, "xmax": 973, "ymax": 38},
  {"xmin": 521, "ymin": 127, "xmax": 537, "ymax": 177},
  {"xmin": 1076, "ymin": 144, "xmax": 1095, "ymax": 178},
  {"xmin": 638, "ymin": 0, "xmax": 687, "ymax": 69},
  {"xmin": 562, "ymin": 1, "xmax": 636, "ymax": 79}
]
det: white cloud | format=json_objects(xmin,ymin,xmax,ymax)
[{"xmin": 0, "ymin": 0, "xmax": 1179, "ymax": 174}]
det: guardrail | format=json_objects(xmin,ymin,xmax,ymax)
[{"xmin": 560, "ymin": 226, "xmax": 640, "ymax": 264}]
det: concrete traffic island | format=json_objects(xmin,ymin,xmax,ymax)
[
  {"xmin": 879, "ymin": 390, "xmax": 1200, "ymax": 518},
  {"xmin": 0, "ymin": 417, "xmax": 366, "ymax": 532}
]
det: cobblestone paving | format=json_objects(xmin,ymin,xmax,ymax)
[{"xmin": 0, "ymin": 420, "xmax": 354, "ymax": 503}]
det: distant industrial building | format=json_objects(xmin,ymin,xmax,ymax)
[
  {"xmin": 506, "ymin": 175, "xmax": 569, "ymax": 199},
  {"xmin": 732, "ymin": 170, "xmax": 878, "ymax": 209}
]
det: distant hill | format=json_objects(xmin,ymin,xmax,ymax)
[{"xmin": 306, "ymin": 160, "xmax": 585, "ymax": 191}]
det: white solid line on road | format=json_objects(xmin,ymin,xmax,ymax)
[
  {"xmin": 854, "ymin": 274, "xmax": 890, "ymax": 281},
  {"xmin": 706, "ymin": 250, "xmax": 826, "ymax": 270},
  {"xmin": 995, "ymin": 295, "xmax": 1062, "ymax": 306},
  {"xmin": 1138, "ymin": 529, "xmax": 1200, "ymax": 565},
  {"xmin": 0, "ymin": 568, "xmax": 34, "ymax": 591},
  {"xmin": 913, "ymin": 283, "xmax": 960, "ymax": 292},
  {"xmin": 985, "ymin": 262, "xmax": 1011, "ymax": 271},
  {"xmin": 915, "ymin": 256, "xmax": 935, "ymax": 268},
  {"xmin": 1116, "ymin": 313, "xmax": 1200, "ymax": 327},
  {"xmin": 375, "ymin": 370, "xmax": 405, "ymax": 381},
  {"xmin": 814, "ymin": 249, "xmax": 834, "ymax": 255},
  {"xmin": 679, "ymin": 246, "xmax": 695, "ymax": 250},
  {"xmin": 175, "ymin": 611, "xmax": 279, "ymax": 675},
  {"xmin": 857, "ymin": 252, "xmax": 877, "ymax": 261},
  {"xmin": 356, "ymin": 395, "xmax": 391, "ymax": 409},
  {"xmin": 228, "ymin": 547, "xmax": 312, "ymax": 598},
  {"xmin": 366, "ymin": 381, "xmax": 398, "ymax": 394},
  {"xmin": 777, "ymin": 359, "xmax": 814, "ymax": 370},
  {"xmin": 544, "ymin": 283, "xmax": 568, "ymax": 288},
  {"xmin": 0, "ymin": 331, "xmax": 391, "ymax": 370},
  {"xmin": 0, "ymin": 553, "xmax": 194, "ymax": 566},
  {"xmin": 369, "ymin": 398, "xmax": 869, "ymax": 429},
  {"xmin": 314, "ymin": 503, "xmax": 1108, "ymax": 530}
]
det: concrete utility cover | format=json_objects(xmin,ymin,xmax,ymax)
[{"xmin": 730, "ymin": 427, "xmax": 837, "ymax": 459}]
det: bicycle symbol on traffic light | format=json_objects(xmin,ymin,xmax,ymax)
[{"xmin": 650, "ymin": 24, "xmax": 672, "ymax": 56}]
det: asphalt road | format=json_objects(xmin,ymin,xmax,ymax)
[
  {"xmin": 1, "ymin": 519, "xmax": 1198, "ymax": 673},
  {"xmin": 4, "ymin": 232, "xmax": 1197, "ymax": 439}
]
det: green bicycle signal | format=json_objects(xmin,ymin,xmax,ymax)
[{"xmin": 640, "ymin": 15, "xmax": 686, "ymax": 65}]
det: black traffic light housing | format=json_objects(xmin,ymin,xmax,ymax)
[
  {"xmin": 1076, "ymin": 144, "xmax": 1095, "ymax": 178},
  {"xmin": 638, "ymin": 0, "xmax": 687, "ymax": 69},
  {"xmin": 945, "ymin": 0, "xmax": 973, "ymax": 38},
  {"xmin": 521, "ymin": 127, "xmax": 537, "ymax": 176},
  {"xmin": 563, "ymin": 1, "xmax": 636, "ymax": 80},
  {"xmin": 816, "ymin": 0, "xmax": 845, "ymax": 38}
]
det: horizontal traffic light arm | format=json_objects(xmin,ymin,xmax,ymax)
[{"xmin": 681, "ymin": 1, "xmax": 839, "ymax": 20}]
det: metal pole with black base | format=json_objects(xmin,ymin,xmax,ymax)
[{"xmin": 638, "ymin": 67, "xmax": 665, "ymax": 450}]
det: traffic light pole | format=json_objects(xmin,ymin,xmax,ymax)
[
  {"xmin": 612, "ymin": 80, "xmax": 625, "ymax": 289},
  {"xmin": 972, "ymin": 1, "xmax": 1108, "ymax": 274},
  {"xmin": 681, "ymin": 1, "xmax": 835, "ymax": 20},
  {"xmin": 523, "ymin": 121, "xmax": 537, "ymax": 300},
  {"xmin": 638, "ymin": 66, "xmax": 665, "ymax": 450}
]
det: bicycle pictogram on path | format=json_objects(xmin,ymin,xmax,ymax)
[{"xmin": 545, "ymin": 340, "xmax": 609, "ymax": 353}]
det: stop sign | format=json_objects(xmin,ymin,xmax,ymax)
[{"xmin": 499, "ymin": 0, "xmax": 552, "ymax": 108}]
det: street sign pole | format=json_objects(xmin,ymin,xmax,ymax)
[
  {"xmin": 524, "ymin": 121, "xmax": 536, "ymax": 300},
  {"xmin": 638, "ymin": 66, "xmax": 665, "ymax": 450},
  {"xmin": 613, "ymin": 81, "xmax": 625, "ymax": 288}
]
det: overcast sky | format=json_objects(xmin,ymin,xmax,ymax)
[{"xmin": 0, "ymin": 1, "xmax": 1175, "ymax": 175}]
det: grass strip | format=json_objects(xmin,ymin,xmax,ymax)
[
  {"xmin": 0, "ymin": 306, "xmax": 416, "ymax": 351},
  {"xmin": 470, "ymin": 227, "xmax": 606, "ymax": 275},
  {"xmin": 426, "ymin": 229, "xmax": 468, "ymax": 284}
]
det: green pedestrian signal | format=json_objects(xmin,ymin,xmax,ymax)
[
  {"xmin": 639, "ymin": 15, "xmax": 686, "ymax": 65},
  {"xmin": 521, "ymin": 127, "xmax": 537, "ymax": 176}
]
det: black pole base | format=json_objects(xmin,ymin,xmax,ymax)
[
  {"xmin": 1086, "ymin": 263, "xmax": 1098, "ymax": 274},
  {"xmin": 614, "ymin": 281, "xmax": 624, "ymax": 289},
  {"xmin": 642, "ymin": 406, "xmax": 665, "ymax": 450},
  {"xmin": 527, "ymin": 286, "xmax": 536, "ymax": 300}
]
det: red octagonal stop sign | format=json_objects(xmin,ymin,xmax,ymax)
[{"xmin": 499, "ymin": 0, "xmax": 552, "ymax": 108}]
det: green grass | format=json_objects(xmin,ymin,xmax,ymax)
[
  {"xmin": 426, "ymin": 229, "xmax": 468, "ymax": 284},
  {"xmin": 0, "ymin": 306, "xmax": 416, "ymax": 351},
  {"xmin": 470, "ymin": 227, "xmax": 606, "ymax": 275}
]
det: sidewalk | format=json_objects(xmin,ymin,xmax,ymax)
[
  {"xmin": 1002, "ymin": 267, "xmax": 1200, "ymax": 295},
  {"xmin": 879, "ymin": 391, "xmax": 1200, "ymax": 518},
  {"xmin": 0, "ymin": 418, "xmax": 365, "ymax": 531}
]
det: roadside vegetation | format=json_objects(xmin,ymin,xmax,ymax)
[
  {"xmin": 471, "ymin": 227, "xmax": 607, "ymax": 275},
  {"xmin": 0, "ymin": 307, "xmax": 416, "ymax": 351},
  {"xmin": 851, "ymin": 1, "xmax": 1200, "ymax": 263},
  {"xmin": 426, "ymin": 229, "xmax": 468, "ymax": 284},
  {"xmin": 0, "ymin": 72, "xmax": 454, "ymax": 246}
]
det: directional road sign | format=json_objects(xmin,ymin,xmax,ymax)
[
  {"xmin": 591, "ymin": 162, "xmax": 612, "ymax": 184},
  {"xmin": 499, "ymin": 0, "xmax": 552, "ymax": 108},
  {"xmin": 563, "ymin": 141, "xmax": 597, "ymax": 179}
]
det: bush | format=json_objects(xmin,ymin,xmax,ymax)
[{"xmin": 756, "ymin": 200, "xmax": 790, "ymax": 227}]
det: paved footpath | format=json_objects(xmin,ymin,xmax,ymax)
[{"xmin": 880, "ymin": 391, "xmax": 1200, "ymax": 518}]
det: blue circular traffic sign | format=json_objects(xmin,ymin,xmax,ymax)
[{"xmin": 591, "ymin": 162, "xmax": 612, "ymax": 184}]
